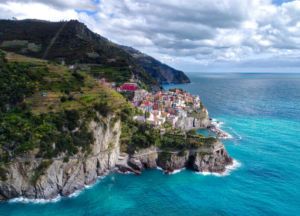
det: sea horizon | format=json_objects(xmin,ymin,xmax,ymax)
[
  {"xmin": 186, "ymin": 71, "xmax": 300, "ymax": 74},
  {"xmin": 1, "ymin": 1, "xmax": 300, "ymax": 215}
]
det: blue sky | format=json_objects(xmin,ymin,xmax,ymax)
[
  {"xmin": 1, "ymin": 0, "xmax": 300, "ymax": 73},
  {"xmin": 273, "ymin": 0, "xmax": 293, "ymax": 4}
]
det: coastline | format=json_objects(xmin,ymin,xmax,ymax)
[
  {"xmin": 8, "ymin": 174, "xmax": 109, "ymax": 204},
  {"xmin": 0, "ymin": 81, "xmax": 237, "ymax": 202},
  {"xmin": 208, "ymin": 119, "xmax": 233, "ymax": 139},
  {"xmin": 196, "ymin": 159, "xmax": 241, "ymax": 177},
  {"xmin": 1, "ymin": 116, "xmax": 238, "ymax": 203},
  {"xmin": 7, "ymin": 159, "xmax": 241, "ymax": 204}
]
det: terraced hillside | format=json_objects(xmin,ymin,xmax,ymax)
[{"xmin": 0, "ymin": 50, "xmax": 132, "ymax": 161}]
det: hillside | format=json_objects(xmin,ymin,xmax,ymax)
[
  {"xmin": 0, "ymin": 50, "xmax": 204, "ymax": 161},
  {"xmin": 0, "ymin": 49, "xmax": 128, "ymax": 198},
  {"xmin": 0, "ymin": 50, "xmax": 131, "ymax": 160},
  {"xmin": 121, "ymin": 46, "xmax": 190, "ymax": 84},
  {"xmin": 0, "ymin": 19, "xmax": 189, "ymax": 86},
  {"xmin": 0, "ymin": 50, "xmax": 232, "ymax": 200}
]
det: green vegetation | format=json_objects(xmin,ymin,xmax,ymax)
[
  {"xmin": 1, "ymin": 25, "xmax": 163, "ymax": 89},
  {"xmin": 120, "ymin": 106, "xmax": 217, "ymax": 154},
  {"xmin": 0, "ymin": 166, "xmax": 8, "ymax": 181},
  {"xmin": 0, "ymin": 61, "xmax": 36, "ymax": 112},
  {"xmin": 0, "ymin": 51, "xmax": 129, "ymax": 162},
  {"xmin": 120, "ymin": 91, "xmax": 135, "ymax": 101},
  {"xmin": 121, "ymin": 121, "xmax": 161, "ymax": 153},
  {"xmin": 0, "ymin": 50, "xmax": 215, "ymax": 165},
  {"xmin": 90, "ymin": 66, "xmax": 131, "ymax": 86},
  {"xmin": 0, "ymin": 107, "xmax": 96, "ymax": 161}
]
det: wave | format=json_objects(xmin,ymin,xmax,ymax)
[
  {"xmin": 9, "ymin": 195, "xmax": 62, "ymax": 204},
  {"xmin": 9, "ymin": 174, "xmax": 109, "ymax": 204},
  {"xmin": 68, "ymin": 175, "xmax": 108, "ymax": 198},
  {"xmin": 169, "ymin": 168, "xmax": 185, "ymax": 175},
  {"xmin": 210, "ymin": 118, "xmax": 234, "ymax": 140},
  {"xmin": 157, "ymin": 166, "xmax": 185, "ymax": 175},
  {"xmin": 196, "ymin": 159, "xmax": 241, "ymax": 177}
]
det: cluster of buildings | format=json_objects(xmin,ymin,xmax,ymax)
[
  {"xmin": 132, "ymin": 89, "xmax": 202, "ymax": 128},
  {"xmin": 98, "ymin": 77, "xmax": 202, "ymax": 128}
]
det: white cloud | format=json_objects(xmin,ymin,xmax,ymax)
[
  {"xmin": 1, "ymin": 0, "xmax": 300, "ymax": 72},
  {"xmin": 0, "ymin": 0, "xmax": 96, "ymax": 10},
  {"xmin": 0, "ymin": 2, "xmax": 79, "ymax": 21},
  {"xmin": 90, "ymin": 0, "xmax": 300, "ymax": 70}
]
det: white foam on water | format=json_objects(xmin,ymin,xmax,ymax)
[
  {"xmin": 196, "ymin": 159, "xmax": 241, "ymax": 177},
  {"xmin": 67, "ymin": 181, "xmax": 96, "ymax": 199},
  {"xmin": 222, "ymin": 159, "xmax": 242, "ymax": 176},
  {"xmin": 9, "ymin": 174, "xmax": 109, "ymax": 203},
  {"xmin": 169, "ymin": 168, "xmax": 185, "ymax": 175},
  {"xmin": 157, "ymin": 166, "xmax": 185, "ymax": 175},
  {"xmin": 211, "ymin": 118, "xmax": 224, "ymax": 127},
  {"xmin": 122, "ymin": 171, "xmax": 135, "ymax": 175},
  {"xmin": 210, "ymin": 119, "xmax": 234, "ymax": 140},
  {"xmin": 68, "ymin": 190, "xmax": 82, "ymax": 198},
  {"xmin": 9, "ymin": 195, "xmax": 61, "ymax": 204}
]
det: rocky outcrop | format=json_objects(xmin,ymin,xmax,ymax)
[
  {"xmin": 175, "ymin": 108, "xmax": 211, "ymax": 131},
  {"xmin": 0, "ymin": 115, "xmax": 232, "ymax": 201},
  {"xmin": 189, "ymin": 142, "xmax": 233, "ymax": 173},
  {"xmin": 131, "ymin": 146, "xmax": 158, "ymax": 169},
  {"xmin": 121, "ymin": 46, "xmax": 190, "ymax": 84},
  {"xmin": 0, "ymin": 116, "xmax": 121, "ymax": 200},
  {"xmin": 157, "ymin": 151, "xmax": 189, "ymax": 173},
  {"xmin": 121, "ymin": 141, "xmax": 232, "ymax": 174}
]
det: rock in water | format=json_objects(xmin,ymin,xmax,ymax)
[{"xmin": 123, "ymin": 141, "xmax": 233, "ymax": 175}]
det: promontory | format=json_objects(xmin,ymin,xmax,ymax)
[{"xmin": 0, "ymin": 19, "xmax": 232, "ymax": 201}]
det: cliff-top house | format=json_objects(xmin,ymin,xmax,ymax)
[{"xmin": 119, "ymin": 83, "xmax": 139, "ymax": 92}]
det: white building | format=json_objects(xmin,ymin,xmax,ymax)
[{"xmin": 133, "ymin": 89, "xmax": 148, "ymax": 102}]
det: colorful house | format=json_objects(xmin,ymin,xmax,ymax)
[{"xmin": 119, "ymin": 83, "xmax": 139, "ymax": 91}]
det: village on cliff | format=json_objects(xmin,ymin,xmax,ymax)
[{"xmin": 98, "ymin": 77, "xmax": 206, "ymax": 129}]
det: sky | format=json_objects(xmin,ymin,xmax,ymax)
[{"xmin": 0, "ymin": 0, "xmax": 300, "ymax": 73}]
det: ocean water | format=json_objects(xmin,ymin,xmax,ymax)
[{"xmin": 1, "ymin": 73, "xmax": 300, "ymax": 216}]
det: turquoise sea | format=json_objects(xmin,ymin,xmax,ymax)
[{"xmin": 1, "ymin": 73, "xmax": 300, "ymax": 216}]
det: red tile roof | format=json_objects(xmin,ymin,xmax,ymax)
[{"xmin": 120, "ymin": 83, "xmax": 138, "ymax": 91}]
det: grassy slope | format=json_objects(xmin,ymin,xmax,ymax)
[
  {"xmin": 0, "ymin": 20, "xmax": 158, "ymax": 88},
  {"xmin": 0, "ymin": 51, "xmax": 216, "ymax": 165},
  {"xmin": 0, "ymin": 51, "xmax": 132, "ymax": 162},
  {"xmin": 5, "ymin": 52, "xmax": 128, "ymax": 114}
]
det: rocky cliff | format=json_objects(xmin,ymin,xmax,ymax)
[
  {"xmin": 0, "ymin": 114, "xmax": 232, "ymax": 201},
  {"xmin": 175, "ymin": 107, "xmax": 211, "ymax": 131},
  {"xmin": 118, "ymin": 140, "xmax": 232, "ymax": 174},
  {"xmin": 0, "ymin": 116, "xmax": 121, "ymax": 200},
  {"xmin": 121, "ymin": 46, "xmax": 190, "ymax": 84},
  {"xmin": 0, "ymin": 49, "xmax": 232, "ymax": 201}
]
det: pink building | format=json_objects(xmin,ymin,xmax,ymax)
[{"xmin": 119, "ymin": 83, "xmax": 139, "ymax": 91}]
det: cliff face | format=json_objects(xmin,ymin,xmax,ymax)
[
  {"xmin": 175, "ymin": 107, "xmax": 211, "ymax": 131},
  {"xmin": 0, "ymin": 116, "xmax": 121, "ymax": 200},
  {"xmin": 119, "ymin": 141, "xmax": 232, "ymax": 174},
  {"xmin": 0, "ymin": 115, "xmax": 232, "ymax": 201},
  {"xmin": 121, "ymin": 46, "xmax": 190, "ymax": 84}
]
